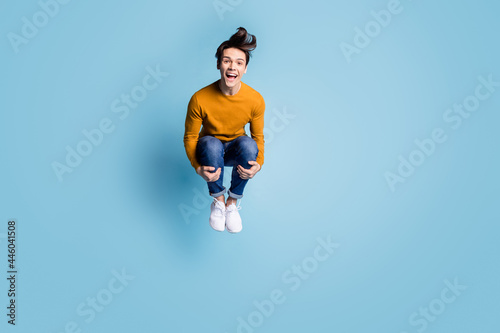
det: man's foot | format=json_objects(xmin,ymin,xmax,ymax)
[
  {"xmin": 209, "ymin": 199, "xmax": 226, "ymax": 232},
  {"xmin": 225, "ymin": 203, "xmax": 242, "ymax": 233}
]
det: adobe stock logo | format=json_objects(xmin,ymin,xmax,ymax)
[
  {"xmin": 227, "ymin": 235, "xmax": 340, "ymax": 333},
  {"xmin": 213, "ymin": 0, "xmax": 244, "ymax": 21},
  {"xmin": 384, "ymin": 74, "xmax": 499, "ymax": 192},
  {"xmin": 339, "ymin": 0, "xmax": 422, "ymax": 63},
  {"xmin": 56, "ymin": 268, "xmax": 135, "ymax": 333},
  {"xmin": 400, "ymin": 278, "xmax": 466, "ymax": 333},
  {"xmin": 7, "ymin": 0, "xmax": 72, "ymax": 54},
  {"xmin": 51, "ymin": 64, "xmax": 169, "ymax": 182}
]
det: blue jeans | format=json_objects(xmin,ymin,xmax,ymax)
[{"xmin": 196, "ymin": 135, "xmax": 258, "ymax": 199}]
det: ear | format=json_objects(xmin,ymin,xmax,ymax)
[{"xmin": 243, "ymin": 65, "xmax": 248, "ymax": 74}]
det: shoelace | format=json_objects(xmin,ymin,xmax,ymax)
[
  {"xmin": 213, "ymin": 200, "xmax": 226, "ymax": 217},
  {"xmin": 226, "ymin": 202, "xmax": 242, "ymax": 215}
]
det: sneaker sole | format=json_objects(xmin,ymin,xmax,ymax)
[
  {"xmin": 226, "ymin": 227, "xmax": 242, "ymax": 233},
  {"xmin": 210, "ymin": 224, "xmax": 225, "ymax": 232}
]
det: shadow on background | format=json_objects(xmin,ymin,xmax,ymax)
[{"xmin": 124, "ymin": 111, "xmax": 211, "ymax": 253}]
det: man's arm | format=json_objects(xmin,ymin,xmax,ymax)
[
  {"xmin": 183, "ymin": 95, "xmax": 203, "ymax": 171},
  {"xmin": 184, "ymin": 94, "xmax": 223, "ymax": 181},
  {"xmin": 237, "ymin": 96, "xmax": 265, "ymax": 179},
  {"xmin": 250, "ymin": 97, "xmax": 265, "ymax": 167}
]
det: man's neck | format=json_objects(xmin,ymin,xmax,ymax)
[{"xmin": 218, "ymin": 80, "xmax": 241, "ymax": 96}]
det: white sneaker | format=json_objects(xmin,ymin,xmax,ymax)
[
  {"xmin": 225, "ymin": 203, "xmax": 242, "ymax": 233},
  {"xmin": 209, "ymin": 199, "xmax": 226, "ymax": 232}
]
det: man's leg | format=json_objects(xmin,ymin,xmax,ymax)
[
  {"xmin": 225, "ymin": 135, "xmax": 259, "ymax": 201},
  {"xmin": 196, "ymin": 136, "xmax": 227, "ymax": 231},
  {"xmin": 196, "ymin": 136, "xmax": 226, "ymax": 200},
  {"xmin": 223, "ymin": 136, "xmax": 258, "ymax": 233}
]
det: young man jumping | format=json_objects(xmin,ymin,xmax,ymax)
[{"xmin": 183, "ymin": 27, "xmax": 265, "ymax": 233}]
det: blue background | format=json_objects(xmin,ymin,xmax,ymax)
[{"xmin": 1, "ymin": 0, "xmax": 499, "ymax": 332}]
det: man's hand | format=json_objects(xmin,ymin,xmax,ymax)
[
  {"xmin": 237, "ymin": 161, "xmax": 261, "ymax": 180},
  {"xmin": 196, "ymin": 166, "xmax": 221, "ymax": 182}
]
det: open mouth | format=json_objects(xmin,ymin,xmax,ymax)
[{"xmin": 226, "ymin": 73, "xmax": 238, "ymax": 82}]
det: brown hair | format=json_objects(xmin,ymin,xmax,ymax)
[{"xmin": 215, "ymin": 27, "xmax": 257, "ymax": 66}]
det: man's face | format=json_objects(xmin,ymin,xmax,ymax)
[{"xmin": 218, "ymin": 47, "xmax": 247, "ymax": 89}]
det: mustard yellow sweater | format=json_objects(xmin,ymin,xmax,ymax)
[{"xmin": 184, "ymin": 80, "xmax": 265, "ymax": 170}]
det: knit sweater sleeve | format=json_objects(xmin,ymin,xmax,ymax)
[
  {"xmin": 183, "ymin": 94, "xmax": 202, "ymax": 170},
  {"xmin": 250, "ymin": 96, "xmax": 265, "ymax": 167}
]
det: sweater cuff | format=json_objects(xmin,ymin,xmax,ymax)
[
  {"xmin": 256, "ymin": 156, "xmax": 264, "ymax": 168},
  {"xmin": 192, "ymin": 160, "xmax": 201, "ymax": 172}
]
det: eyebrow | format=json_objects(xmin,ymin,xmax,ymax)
[{"xmin": 222, "ymin": 56, "xmax": 245, "ymax": 61}]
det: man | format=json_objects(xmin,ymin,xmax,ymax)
[{"xmin": 183, "ymin": 27, "xmax": 265, "ymax": 233}]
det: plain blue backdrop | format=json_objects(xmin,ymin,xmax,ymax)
[{"xmin": 1, "ymin": 0, "xmax": 499, "ymax": 332}]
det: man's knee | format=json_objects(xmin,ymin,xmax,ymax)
[
  {"xmin": 235, "ymin": 136, "xmax": 258, "ymax": 158},
  {"xmin": 196, "ymin": 136, "xmax": 223, "ymax": 162}
]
